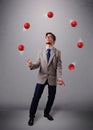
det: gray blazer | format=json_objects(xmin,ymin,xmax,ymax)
[{"xmin": 30, "ymin": 47, "xmax": 62, "ymax": 86}]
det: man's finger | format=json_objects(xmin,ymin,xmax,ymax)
[{"xmin": 63, "ymin": 81, "xmax": 65, "ymax": 86}]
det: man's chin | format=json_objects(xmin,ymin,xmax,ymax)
[{"xmin": 46, "ymin": 42, "xmax": 51, "ymax": 45}]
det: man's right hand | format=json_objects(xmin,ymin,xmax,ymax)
[{"xmin": 27, "ymin": 59, "xmax": 33, "ymax": 67}]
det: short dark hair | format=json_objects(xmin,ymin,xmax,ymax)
[{"xmin": 46, "ymin": 32, "xmax": 56, "ymax": 41}]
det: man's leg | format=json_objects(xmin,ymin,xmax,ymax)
[
  {"xmin": 44, "ymin": 85, "xmax": 56, "ymax": 120},
  {"xmin": 29, "ymin": 83, "xmax": 45, "ymax": 118}
]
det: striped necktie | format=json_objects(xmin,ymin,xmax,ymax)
[{"xmin": 46, "ymin": 49, "xmax": 51, "ymax": 62}]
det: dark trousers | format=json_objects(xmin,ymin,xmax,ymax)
[{"xmin": 29, "ymin": 80, "xmax": 56, "ymax": 118}]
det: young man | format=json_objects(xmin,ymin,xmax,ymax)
[{"xmin": 27, "ymin": 32, "xmax": 65, "ymax": 126}]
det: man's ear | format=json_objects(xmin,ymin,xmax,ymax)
[{"xmin": 53, "ymin": 41, "xmax": 55, "ymax": 44}]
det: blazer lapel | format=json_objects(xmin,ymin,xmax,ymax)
[{"xmin": 43, "ymin": 48, "xmax": 47, "ymax": 65}]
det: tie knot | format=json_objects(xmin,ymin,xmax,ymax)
[{"xmin": 47, "ymin": 48, "xmax": 51, "ymax": 52}]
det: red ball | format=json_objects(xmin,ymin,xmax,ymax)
[
  {"xmin": 47, "ymin": 11, "xmax": 54, "ymax": 18},
  {"xmin": 24, "ymin": 22, "xmax": 30, "ymax": 29},
  {"xmin": 71, "ymin": 20, "xmax": 77, "ymax": 27},
  {"xmin": 18, "ymin": 44, "xmax": 24, "ymax": 51},
  {"xmin": 68, "ymin": 64, "xmax": 75, "ymax": 71},
  {"xmin": 77, "ymin": 41, "xmax": 84, "ymax": 48}
]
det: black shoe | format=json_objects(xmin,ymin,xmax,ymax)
[
  {"xmin": 28, "ymin": 118, "xmax": 34, "ymax": 126},
  {"xmin": 44, "ymin": 114, "xmax": 54, "ymax": 121}
]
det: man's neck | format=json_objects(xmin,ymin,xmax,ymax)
[{"xmin": 46, "ymin": 44, "xmax": 53, "ymax": 49}]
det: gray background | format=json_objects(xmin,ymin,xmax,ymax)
[{"xmin": 0, "ymin": 0, "xmax": 93, "ymax": 129}]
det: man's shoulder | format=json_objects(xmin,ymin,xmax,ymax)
[
  {"xmin": 37, "ymin": 47, "xmax": 45, "ymax": 55},
  {"xmin": 54, "ymin": 47, "xmax": 61, "ymax": 53}
]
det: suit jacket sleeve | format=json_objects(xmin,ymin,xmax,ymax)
[
  {"xmin": 57, "ymin": 50, "xmax": 62, "ymax": 80},
  {"xmin": 30, "ymin": 50, "xmax": 41, "ymax": 70}
]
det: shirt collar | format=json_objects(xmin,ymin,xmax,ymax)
[{"xmin": 46, "ymin": 46, "xmax": 54, "ymax": 51}]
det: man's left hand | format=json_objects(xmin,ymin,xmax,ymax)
[{"xmin": 57, "ymin": 80, "xmax": 65, "ymax": 86}]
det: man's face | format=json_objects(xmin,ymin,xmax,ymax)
[{"xmin": 45, "ymin": 34, "xmax": 54, "ymax": 45}]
